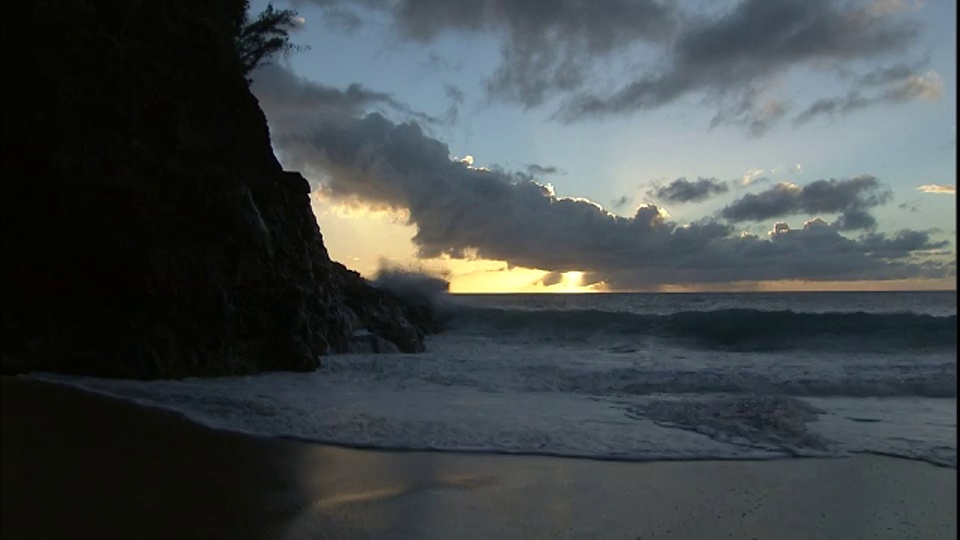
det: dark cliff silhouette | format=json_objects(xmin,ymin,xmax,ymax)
[{"xmin": 1, "ymin": 1, "xmax": 438, "ymax": 378}]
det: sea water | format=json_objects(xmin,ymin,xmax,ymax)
[{"xmin": 34, "ymin": 291, "xmax": 957, "ymax": 467}]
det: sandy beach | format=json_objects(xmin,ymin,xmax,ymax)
[{"xmin": 2, "ymin": 376, "xmax": 955, "ymax": 539}]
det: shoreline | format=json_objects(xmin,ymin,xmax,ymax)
[
  {"xmin": 272, "ymin": 435, "xmax": 957, "ymax": 470},
  {"xmin": 25, "ymin": 371, "xmax": 958, "ymax": 470},
  {"xmin": 3, "ymin": 376, "xmax": 956, "ymax": 539}
]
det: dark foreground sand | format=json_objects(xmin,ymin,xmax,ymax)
[{"xmin": 2, "ymin": 377, "xmax": 955, "ymax": 539}]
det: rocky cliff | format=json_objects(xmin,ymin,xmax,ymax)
[{"xmin": 1, "ymin": 0, "xmax": 436, "ymax": 378}]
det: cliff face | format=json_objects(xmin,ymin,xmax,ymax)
[{"xmin": 1, "ymin": 1, "xmax": 431, "ymax": 378}]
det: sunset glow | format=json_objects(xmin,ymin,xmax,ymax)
[{"xmin": 261, "ymin": 0, "xmax": 955, "ymax": 293}]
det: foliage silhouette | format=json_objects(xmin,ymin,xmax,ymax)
[{"xmin": 234, "ymin": 1, "xmax": 305, "ymax": 77}]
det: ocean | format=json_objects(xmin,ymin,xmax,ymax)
[{"xmin": 34, "ymin": 291, "xmax": 957, "ymax": 467}]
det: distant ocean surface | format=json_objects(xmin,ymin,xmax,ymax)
[{"xmin": 35, "ymin": 291, "xmax": 957, "ymax": 467}]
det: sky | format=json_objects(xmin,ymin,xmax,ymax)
[{"xmin": 248, "ymin": 0, "xmax": 956, "ymax": 292}]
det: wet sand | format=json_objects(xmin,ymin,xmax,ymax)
[{"xmin": 2, "ymin": 376, "xmax": 955, "ymax": 539}]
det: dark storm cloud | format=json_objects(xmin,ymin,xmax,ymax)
[
  {"xmin": 558, "ymin": 0, "xmax": 920, "ymax": 128},
  {"xmin": 856, "ymin": 229, "xmax": 949, "ymax": 257},
  {"xmin": 720, "ymin": 176, "xmax": 892, "ymax": 230},
  {"xmin": 650, "ymin": 177, "xmax": 729, "ymax": 204},
  {"xmin": 832, "ymin": 209, "xmax": 878, "ymax": 232},
  {"xmin": 390, "ymin": 0, "xmax": 679, "ymax": 107},
  {"xmin": 295, "ymin": 0, "xmax": 677, "ymax": 107},
  {"xmin": 291, "ymin": 0, "xmax": 933, "ymax": 135},
  {"xmin": 582, "ymin": 218, "xmax": 950, "ymax": 289},
  {"xmin": 253, "ymin": 67, "xmax": 950, "ymax": 286}
]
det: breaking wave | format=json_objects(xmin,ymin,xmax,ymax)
[
  {"xmin": 371, "ymin": 268, "xmax": 450, "ymax": 307},
  {"xmin": 516, "ymin": 365, "xmax": 959, "ymax": 399},
  {"xmin": 25, "ymin": 292, "xmax": 957, "ymax": 469},
  {"xmin": 448, "ymin": 307, "xmax": 957, "ymax": 352}
]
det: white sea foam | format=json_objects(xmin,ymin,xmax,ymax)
[
  {"xmin": 28, "ymin": 292, "xmax": 958, "ymax": 467},
  {"xmin": 30, "ymin": 318, "xmax": 957, "ymax": 468}
]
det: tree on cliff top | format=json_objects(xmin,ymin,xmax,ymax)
[{"xmin": 234, "ymin": 2, "xmax": 305, "ymax": 77}]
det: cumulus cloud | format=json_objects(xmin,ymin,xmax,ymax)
[
  {"xmin": 252, "ymin": 66, "xmax": 952, "ymax": 287},
  {"xmin": 649, "ymin": 177, "xmax": 729, "ymax": 204},
  {"xmin": 720, "ymin": 176, "xmax": 892, "ymax": 230},
  {"xmin": 917, "ymin": 184, "xmax": 956, "ymax": 194}
]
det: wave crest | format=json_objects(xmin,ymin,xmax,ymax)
[{"xmin": 449, "ymin": 307, "xmax": 958, "ymax": 352}]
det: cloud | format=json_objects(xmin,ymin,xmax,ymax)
[
  {"xmin": 917, "ymin": 184, "xmax": 956, "ymax": 194},
  {"xmin": 293, "ymin": 0, "xmax": 931, "ymax": 135},
  {"xmin": 736, "ymin": 168, "xmax": 768, "ymax": 188},
  {"xmin": 252, "ymin": 66, "xmax": 952, "ymax": 287},
  {"xmin": 250, "ymin": 63, "xmax": 440, "ymax": 126},
  {"xmin": 441, "ymin": 84, "xmax": 465, "ymax": 124},
  {"xmin": 720, "ymin": 176, "xmax": 892, "ymax": 230},
  {"xmin": 899, "ymin": 200, "xmax": 921, "ymax": 213},
  {"xmin": 251, "ymin": 63, "xmax": 397, "ymax": 117},
  {"xmin": 832, "ymin": 208, "xmax": 879, "ymax": 232},
  {"xmin": 526, "ymin": 164, "xmax": 558, "ymax": 176},
  {"xmin": 771, "ymin": 163, "xmax": 804, "ymax": 176},
  {"xmin": 794, "ymin": 70, "xmax": 942, "ymax": 125},
  {"xmin": 649, "ymin": 177, "xmax": 729, "ymax": 204},
  {"xmin": 611, "ymin": 195, "xmax": 633, "ymax": 210},
  {"xmin": 418, "ymin": 52, "xmax": 462, "ymax": 72},
  {"xmin": 295, "ymin": 0, "xmax": 678, "ymax": 107},
  {"xmin": 444, "ymin": 84, "xmax": 465, "ymax": 104},
  {"xmin": 857, "ymin": 61, "xmax": 925, "ymax": 87},
  {"xmin": 538, "ymin": 271, "xmax": 564, "ymax": 287},
  {"xmin": 389, "ymin": 0, "xmax": 679, "ymax": 108},
  {"xmin": 559, "ymin": 0, "xmax": 920, "ymax": 128},
  {"xmin": 320, "ymin": 8, "xmax": 363, "ymax": 32},
  {"xmin": 886, "ymin": 71, "xmax": 943, "ymax": 101},
  {"xmin": 708, "ymin": 88, "xmax": 787, "ymax": 137}
]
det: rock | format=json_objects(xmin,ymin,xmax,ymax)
[
  {"xmin": 329, "ymin": 263, "xmax": 428, "ymax": 354},
  {"xmin": 348, "ymin": 331, "xmax": 402, "ymax": 354},
  {"xmin": 0, "ymin": 0, "xmax": 438, "ymax": 378}
]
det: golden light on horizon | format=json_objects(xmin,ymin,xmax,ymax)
[
  {"xmin": 310, "ymin": 198, "xmax": 956, "ymax": 295},
  {"xmin": 561, "ymin": 271, "xmax": 585, "ymax": 291}
]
